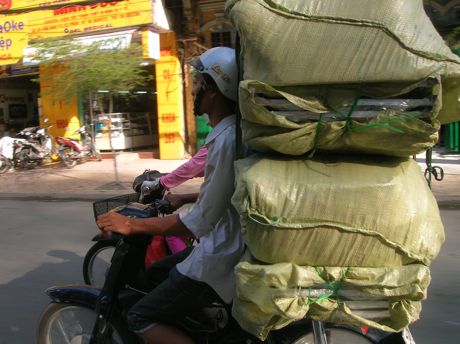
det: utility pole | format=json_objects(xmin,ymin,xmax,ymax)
[{"xmin": 179, "ymin": 0, "xmax": 205, "ymax": 155}]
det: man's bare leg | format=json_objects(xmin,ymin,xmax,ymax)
[{"xmin": 139, "ymin": 323, "xmax": 194, "ymax": 344}]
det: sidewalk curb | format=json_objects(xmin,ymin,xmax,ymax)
[
  {"xmin": 0, "ymin": 193, "xmax": 118, "ymax": 202},
  {"xmin": 436, "ymin": 201, "xmax": 460, "ymax": 210},
  {"xmin": 2, "ymin": 193, "xmax": 460, "ymax": 209}
]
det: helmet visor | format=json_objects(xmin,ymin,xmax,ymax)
[{"xmin": 188, "ymin": 56, "xmax": 205, "ymax": 72}]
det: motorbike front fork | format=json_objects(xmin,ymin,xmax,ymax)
[{"xmin": 312, "ymin": 321, "xmax": 327, "ymax": 344}]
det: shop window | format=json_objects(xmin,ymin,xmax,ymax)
[
  {"xmin": 211, "ymin": 31, "xmax": 232, "ymax": 48},
  {"xmin": 9, "ymin": 104, "xmax": 27, "ymax": 119}
]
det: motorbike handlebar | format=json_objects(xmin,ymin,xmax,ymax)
[{"xmin": 92, "ymin": 193, "xmax": 173, "ymax": 229}]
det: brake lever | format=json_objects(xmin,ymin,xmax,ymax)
[{"xmin": 154, "ymin": 199, "xmax": 173, "ymax": 215}]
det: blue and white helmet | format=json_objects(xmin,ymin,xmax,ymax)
[{"xmin": 189, "ymin": 47, "xmax": 238, "ymax": 102}]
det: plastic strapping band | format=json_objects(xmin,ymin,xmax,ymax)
[
  {"xmin": 310, "ymin": 114, "xmax": 323, "ymax": 156},
  {"xmin": 307, "ymin": 267, "xmax": 349, "ymax": 305},
  {"xmin": 247, "ymin": 213, "xmax": 280, "ymax": 227},
  {"xmin": 330, "ymin": 98, "xmax": 414, "ymax": 134},
  {"xmin": 266, "ymin": 334, "xmax": 277, "ymax": 344},
  {"xmin": 347, "ymin": 114, "xmax": 409, "ymax": 133},
  {"xmin": 344, "ymin": 97, "xmax": 360, "ymax": 130}
]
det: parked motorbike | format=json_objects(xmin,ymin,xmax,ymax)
[
  {"xmin": 0, "ymin": 119, "xmax": 57, "ymax": 173},
  {"xmin": 37, "ymin": 194, "xmax": 415, "ymax": 344},
  {"xmin": 55, "ymin": 125, "xmax": 102, "ymax": 168},
  {"xmin": 15, "ymin": 122, "xmax": 56, "ymax": 167}
]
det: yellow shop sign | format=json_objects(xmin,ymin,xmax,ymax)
[
  {"xmin": 28, "ymin": 1, "xmax": 153, "ymax": 39},
  {"xmin": 0, "ymin": 14, "xmax": 27, "ymax": 65},
  {"xmin": 2, "ymin": 1, "xmax": 124, "ymax": 11}
]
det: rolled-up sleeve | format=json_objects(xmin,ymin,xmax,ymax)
[
  {"xmin": 160, "ymin": 146, "xmax": 207, "ymax": 189},
  {"xmin": 179, "ymin": 126, "xmax": 235, "ymax": 238}
]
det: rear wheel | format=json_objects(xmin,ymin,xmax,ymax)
[
  {"xmin": 0, "ymin": 156, "xmax": 11, "ymax": 174},
  {"xmin": 37, "ymin": 302, "xmax": 136, "ymax": 344},
  {"xmin": 290, "ymin": 326, "xmax": 374, "ymax": 344},
  {"xmin": 60, "ymin": 146, "xmax": 77, "ymax": 168},
  {"xmin": 83, "ymin": 240, "xmax": 116, "ymax": 287},
  {"xmin": 92, "ymin": 149, "xmax": 102, "ymax": 161},
  {"xmin": 16, "ymin": 148, "xmax": 39, "ymax": 169}
]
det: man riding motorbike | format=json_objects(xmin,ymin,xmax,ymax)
[{"xmin": 97, "ymin": 46, "xmax": 242, "ymax": 344}]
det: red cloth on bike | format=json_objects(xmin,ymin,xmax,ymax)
[{"xmin": 144, "ymin": 236, "xmax": 169, "ymax": 267}]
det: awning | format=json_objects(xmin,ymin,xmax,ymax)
[{"xmin": 22, "ymin": 29, "xmax": 136, "ymax": 66}]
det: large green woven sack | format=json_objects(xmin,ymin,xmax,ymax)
[
  {"xmin": 227, "ymin": 0, "xmax": 460, "ymax": 123},
  {"xmin": 226, "ymin": 0, "xmax": 460, "ymax": 86},
  {"xmin": 437, "ymin": 77, "xmax": 460, "ymax": 124},
  {"xmin": 239, "ymin": 80, "xmax": 440, "ymax": 157},
  {"xmin": 232, "ymin": 154, "xmax": 445, "ymax": 267},
  {"xmin": 233, "ymin": 252, "xmax": 431, "ymax": 340}
]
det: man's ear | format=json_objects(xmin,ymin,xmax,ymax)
[{"xmin": 208, "ymin": 87, "xmax": 218, "ymax": 99}]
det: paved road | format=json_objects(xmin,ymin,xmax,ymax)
[
  {"xmin": 411, "ymin": 209, "xmax": 460, "ymax": 343},
  {"xmin": 0, "ymin": 200, "xmax": 458, "ymax": 343},
  {"xmin": 0, "ymin": 200, "xmax": 95, "ymax": 344}
]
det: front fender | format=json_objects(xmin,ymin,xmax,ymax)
[
  {"xmin": 46, "ymin": 285, "xmax": 100, "ymax": 309},
  {"xmin": 92, "ymin": 232, "xmax": 121, "ymax": 241}
]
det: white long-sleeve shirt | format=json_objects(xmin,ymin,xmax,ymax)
[{"xmin": 177, "ymin": 115, "xmax": 244, "ymax": 303}]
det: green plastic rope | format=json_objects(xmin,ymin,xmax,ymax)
[
  {"xmin": 310, "ymin": 113, "xmax": 324, "ymax": 157},
  {"xmin": 306, "ymin": 267, "xmax": 350, "ymax": 305},
  {"xmin": 265, "ymin": 334, "xmax": 277, "ymax": 344},
  {"xmin": 329, "ymin": 97, "xmax": 415, "ymax": 134},
  {"xmin": 347, "ymin": 112, "xmax": 423, "ymax": 134}
]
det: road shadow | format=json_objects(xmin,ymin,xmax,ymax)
[{"xmin": 0, "ymin": 249, "xmax": 86, "ymax": 344}]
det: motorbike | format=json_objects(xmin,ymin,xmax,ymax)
[
  {"xmin": 37, "ymin": 194, "xmax": 415, "ymax": 344},
  {"xmin": 0, "ymin": 119, "xmax": 59, "ymax": 173},
  {"xmin": 55, "ymin": 125, "xmax": 102, "ymax": 168},
  {"xmin": 14, "ymin": 122, "xmax": 56, "ymax": 167}
]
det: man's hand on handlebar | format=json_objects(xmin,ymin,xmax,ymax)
[
  {"xmin": 97, "ymin": 212, "xmax": 132, "ymax": 235},
  {"xmin": 164, "ymin": 193, "xmax": 199, "ymax": 211},
  {"xmin": 164, "ymin": 193, "xmax": 187, "ymax": 210}
]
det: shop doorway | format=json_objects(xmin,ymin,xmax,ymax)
[{"xmin": 0, "ymin": 75, "xmax": 40, "ymax": 138}]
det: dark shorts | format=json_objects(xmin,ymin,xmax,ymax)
[{"xmin": 127, "ymin": 250, "xmax": 222, "ymax": 333}]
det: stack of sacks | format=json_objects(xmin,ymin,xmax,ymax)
[
  {"xmin": 225, "ymin": 0, "xmax": 449, "ymax": 340},
  {"xmin": 230, "ymin": 154, "xmax": 445, "ymax": 340}
]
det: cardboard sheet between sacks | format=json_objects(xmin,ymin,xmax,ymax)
[{"xmin": 239, "ymin": 80, "xmax": 440, "ymax": 157}]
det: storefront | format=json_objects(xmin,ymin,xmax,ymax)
[{"xmin": 0, "ymin": 0, "xmax": 186, "ymax": 159}]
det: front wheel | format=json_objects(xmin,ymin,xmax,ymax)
[
  {"xmin": 0, "ymin": 155, "xmax": 11, "ymax": 174},
  {"xmin": 16, "ymin": 148, "xmax": 39, "ymax": 169},
  {"xmin": 59, "ymin": 146, "xmax": 77, "ymax": 169},
  {"xmin": 83, "ymin": 240, "xmax": 116, "ymax": 287},
  {"xmin": 37, "ymin": 302, "xmax": 137, "ymax": 344}
]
